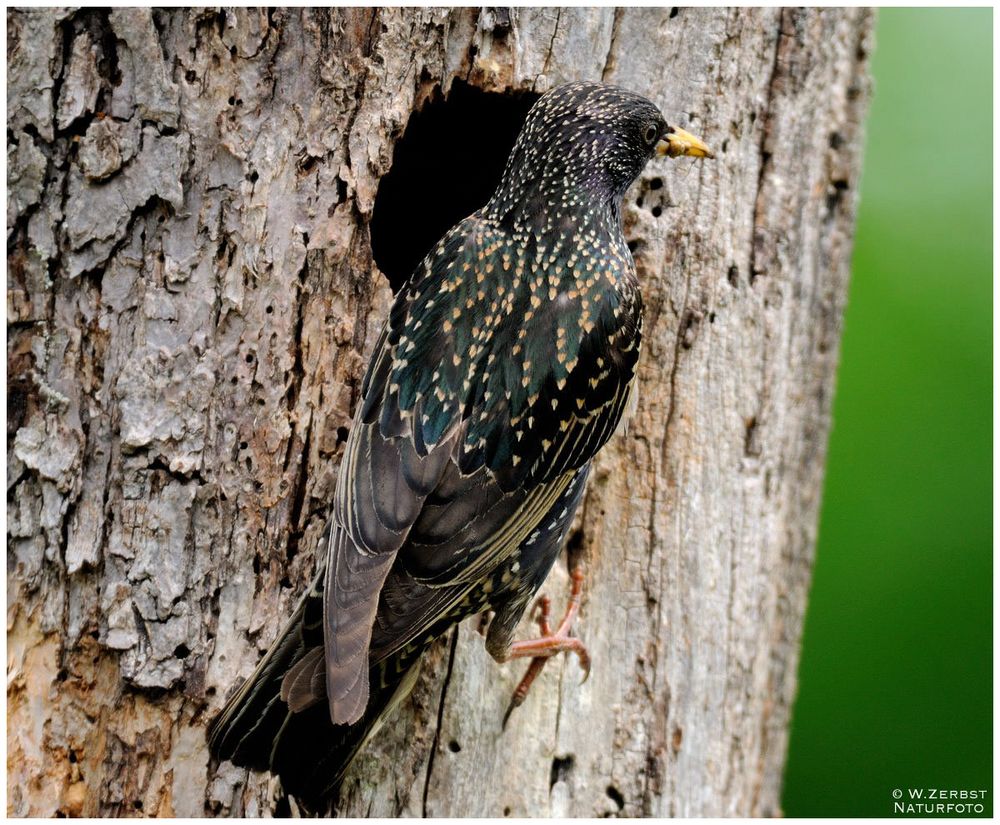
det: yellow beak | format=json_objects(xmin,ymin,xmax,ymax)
[{"xmin": 657, "ymin": 126, "xmax": 715, "ymax": 159}]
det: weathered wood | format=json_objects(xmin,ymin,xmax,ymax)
[{"xmin": 6, "ymin": 7, "xmax": 871, "ymax": 817}]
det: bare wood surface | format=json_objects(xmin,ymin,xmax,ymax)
[{"xmin": 7, "ymin": 7, "xmax": 871, "ymax": 817}]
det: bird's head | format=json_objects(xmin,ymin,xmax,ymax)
[{"xmin": 489, "ymin": 81, "xmax": 713, "ymax": 222}]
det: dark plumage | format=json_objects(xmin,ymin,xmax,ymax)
[{"xmin": 208, "ymin": 80, "xmax": 712, "ymax": 807}]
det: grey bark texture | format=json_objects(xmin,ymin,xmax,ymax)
[{"xmin": 7, "ymin": 7, "xmax": 872, "ymax": 817}]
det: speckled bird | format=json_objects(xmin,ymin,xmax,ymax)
[{"xmin": 208, "ymin": 80, "xmax": 712, "ymax": 807}]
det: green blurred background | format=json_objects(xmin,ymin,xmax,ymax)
[{"xmin": 782, "ymin": 8, "xmax": 993, "ymax": 817}]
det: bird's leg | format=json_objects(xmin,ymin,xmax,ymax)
[{"xmin": 502, "ymin": 568, "xmax": 590, "ymax": 727}]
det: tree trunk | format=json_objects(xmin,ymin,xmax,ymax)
[{"xmin": 7, "ymin": 7, "xmax": 871, "ymax": 817}]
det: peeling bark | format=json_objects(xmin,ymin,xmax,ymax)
[{"xmin": 6, "ymin": 7, "xmax": 871, "ymax": 817}]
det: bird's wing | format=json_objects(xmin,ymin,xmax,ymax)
[
  {"xmin": 325, "ymin": 214, "xmax": 642, "ymax": 716},
  {"xmin": 322, "ymin": 319, "xmax": 454, "ymax": 725},
  {"xmin": 321, "ymin": 216, "xmax": 512, "ymax": 724},
  {"xmin": 384, "ymin": 216, "xmax": 643, "ymax": 491},
  {"xmin": 355, "ymin": 216, "xmax": 643, "ymax": 666}
]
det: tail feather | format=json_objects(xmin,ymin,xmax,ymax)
[
  {"xmin": 269, "ymin": 659, "xmax": 421, "ymax": 805},
  {"xmin": 207, "ymin": 568, "xmax": 422, "ymax": 806},
  {"xmin": 280, "ymin": 646, "xmax": 325, "ymax": 712},
  {"xmin": 208, "ymin": 580, "xmax": 316, "ymax": 770}
]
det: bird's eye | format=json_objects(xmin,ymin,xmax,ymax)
[{"xmin": 644, "ymin": 123, "xmax": 659, "ymax": 145}]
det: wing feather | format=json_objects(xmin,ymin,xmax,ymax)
[{"xmin": 321, "ymin": 213, "xmax": 641, "ymax": 725}]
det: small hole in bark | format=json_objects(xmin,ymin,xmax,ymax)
[
  {"xmin": 680, "ymin": 310, "xmax": 700, "ymax": 349},
  {"xmin": 651, "ymin": 205, "xmax": 662, "ymax": 218},
  {"xmin": 727, "ymin": 264, "xmax": 739, "ymax": 287},
  {"xmin": 549, "ymin": 754, "xmax": 575, "ymax": 789},
  {"xmin": 239, "ymin": 440, "xmax": 248, "ymax": 450},
  {"xmin": 669, "ymin": 7, "xmax": 680, "ymax": 18},
  {"xmin": 265, "ymin": 305, "xmax": 273, "ymax": 314},
  {"xmin": 649, "ymin": 177, "xmax": 663, "ymax": 190},
  {"xmin": 174, "ymin": 644, "xmax": 190, "ymax": 659},
  {"xmin": 56, "ymin": 668, "xmax": 69, "ymax": 682},
  {"xmin": 249, "ymin": 170, "xmax": 259, "ymax": 184},
  {"xmin": 370, "ymin": 80, "xmax": 540, "ymax": 293},
  {"xmin": 448, "ymin": 739, "xmax": 461, "ymax": 753},
  {"xmin": 245, "ymin": 352, "xmax": 254, "ymax": 364},
  {"xmin": 297, "ymin": 154, "xmax": 318, "ymax": 177},
  {"xmin": 565, "ymin": 526, "xmax": 586, "ymax": 571},
  {"xmin": 68, "ymin": 749, "xmax": 78, "ymax": 764},
  {"xmin": 228, "ymin": 95, "xmax": 236, "ymax": 105},
  {"xmin": 206, "ymin": 686, "xmax": 216, "ymax": 696},
  {"xmin": 280, "ymin": 576, "xmax": 292, "ymax": 589},
  {"xmin": 185, "ymin": 69, "xmax": 197, "ymax": 83},
  {"xmin": 826, "ymin": 178, "xmax": 851, "ymax": 213},
  {"xmin": 744, "ymin": 416, "xmax": 762, "ymax": 458},
  {"xmin": 503, "ymin": 807, "xmax": 511, "ymax": 817},
  {"xmin": 336, "ymin": 426, "xmax": 349, "ymax": 444},
  {"xmin": 636, "ymin": 195, "xmax": 644, "ymax": 208},
  {"xmin": 606, "ymin": 785, "xmax": 625, "ymax": 810},
  {"xmin": 133, "ymin": 800, "xmax": 143, "ymax": 810},
  {"xmin": 708, "ymin": 312, "xmax": 716, "ymax": 324}
]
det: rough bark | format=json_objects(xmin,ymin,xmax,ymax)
[{"xmin": 6, "ymin": 7, "xmax": 871, "ymax": 817}]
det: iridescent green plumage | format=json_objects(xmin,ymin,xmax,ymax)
[
  {"xmin": 376, "ymin": 210, "xmax": 641, "ymax": 491},
  {"xmin": 208, "ymin": 80, "xmax": 701, "ymax": 808}
]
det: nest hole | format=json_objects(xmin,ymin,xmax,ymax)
[{"xmin": 370, "ymin": 80, "xmax": 540, "ymax": 293}]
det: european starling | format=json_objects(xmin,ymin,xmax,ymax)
[{"xmin": 208, "ymin": 80, "xmax": 712, "ymax": 806}]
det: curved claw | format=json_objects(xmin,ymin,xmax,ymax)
[
  {"xmin": 502, "ymin": 656, "xmax": 547, "ymax": 729},
  {"xmin": 568, "ymin": 636, "xmax": 591, "ymax": 684}
]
